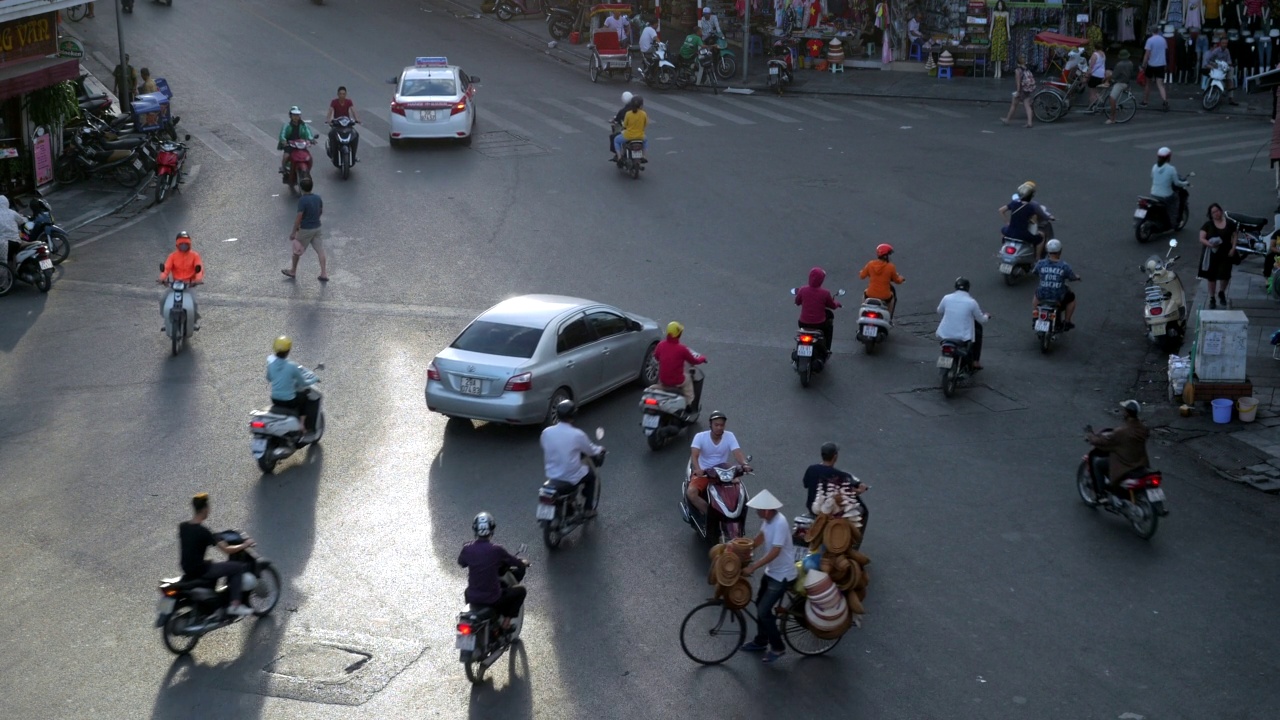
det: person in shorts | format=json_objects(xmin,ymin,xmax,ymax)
[
  {"xmin": 1141, "ymin": 27, "xmax": 1169, "ymax": 110},
  {"xmin": 283, "ymin": 177, "xmax": 328, "ymax": 281},
  {"xmin": 1107, "ymin": 49, "xmax": 1135, "ymax": 124}
]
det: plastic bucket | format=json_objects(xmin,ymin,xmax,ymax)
[
  {"xmin": 1238, "ymin": 397, "xmax": 1260, "ymax": 423},
  {"xmin": 1211, "ymin": 398, "xmax": 1234, "ymax": 424}
]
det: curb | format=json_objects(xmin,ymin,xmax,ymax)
[{"xmin": 65, "ymin": 170, "xmax": 155, "ymax": 233}]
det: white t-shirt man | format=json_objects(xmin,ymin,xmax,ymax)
[
  {"xmin": 639, "ymin": 25, "xmax": 659, "ymax": 53},
  {"xmin": 1144, "ymin": 32, "xmax": 1168, "ymax": 68},
  {"xmin": 541, "ymin": 421, "xmax": 602, "ymax": 484},
  {"xmin": 760, "ymin": 512, "xmax": 797, "ymax": 581},
  {"xmin": 698, "ymin": 13, "xmax": 722, "ymax": 40},
  {"xmin": 907, "ymin": 17, "xmax": 922, "ymax": 41},
  {"xmin": 691, "ymin": 430, "xmax": 740, "ymax": 470},
  {"xmin": 604, "ymin": 13, "xmax": 630, "ymax": 42}
]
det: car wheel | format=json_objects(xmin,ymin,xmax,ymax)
[
  {"xmin": 389, "ymin": 136, "xmax": 400, "ymax": 148},
  {"xmin": 545, "ymin": 387, "xmax": 572, "ymax": 427},
  {"xmin": 637, "ymin": 342, "xmax": 659, "ymax": 385}
]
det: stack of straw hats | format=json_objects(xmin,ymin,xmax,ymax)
[{"xmin": 707, "ymin": 542, "xmax": 753, "ymax": 610}]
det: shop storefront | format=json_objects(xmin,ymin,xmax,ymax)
[{"xmin": 0, "ymin": 10, "xmax": 79, "ymax": 193}]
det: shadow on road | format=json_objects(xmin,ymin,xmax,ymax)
[
  {"xmin": 0, "ymin": 292, "xmax": 47, "ymax": 352},
  {"xmin": 148, "ymin": 610, "xmax": 285, "ymax": 720},
  {"xmin": 466, "ymin": 640, "xmax": 534, "ymax": 720}
]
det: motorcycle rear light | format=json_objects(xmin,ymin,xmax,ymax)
[
  {"xmin": 451, "ymin": 98, "xmax": 467, "ymax": 116},
  {"xmin": 643, "ymin": 398, "xmax": 658, "ymax": 406},
  {"xmin": 456, "ymin": 623, "xmax": 473, "ymax": 635},
  {"xmin": 1003, "ymin": 246, "xmax": 1015, "ymax": 254},
  {"xmin": 504, "ymin": 372, "xmax": 532, "ymax": 392},
  {"xmin": 1150, "ymin": 307, "xmax": 1162, "ymax": 315},
  {"xmin": 250, "ymin": 421, "xmax": 266, "ymax": 429},
  {"xmin": 942, "ymin": 346, "xmax": 955, "ymax": 355},
  {"xmin": 162, "ymin": 587, "xmax": 179, "ymax": 597},
  {"xmin": 1145, "ymin": 475, "xmax": 1161, "ymax": 487},
  {"xmin": 798, "ymin": 334, "xmax": 815, "ymax": 344},
  {"xmin": 391, "ymin": 101, "xmax": 406, "ymax": 116},
  {"xmin": 865, "ymin": 312, "xmax": 881, "ymax": 319},
  {"xmin": 427, "ymin": 363, "xmax": 441, "ymax": 382},
  {"xmin": 1138, "ymin": 198, "xmax": 1151, "ymax": 209},
  {"xmin": 1039, "ymin": 312, "xmax": 1049, "ymax": 320}
]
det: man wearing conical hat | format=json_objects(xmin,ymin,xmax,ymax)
[{"xmin": 740, "ymin": 490, "xmax": 795, "ymax": 664}]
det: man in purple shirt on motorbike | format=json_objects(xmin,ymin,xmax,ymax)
[{"xmin": 458, "ymin": 512, "xmax": 528, "ymax": 630}]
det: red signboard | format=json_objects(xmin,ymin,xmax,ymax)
[
  {"xmin": 0, "ymin": 11, "xmax": 56, "ymax": 67},
  {"xmin": 32, "ymin": 129, "xmax": 51, "ymax": 186}
]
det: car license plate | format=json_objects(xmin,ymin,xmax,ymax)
[
  {"xmin": 156, "ymin": 597, "xmax": 175, "ymax": 614},
  {"xmin": 251, "ymin": 437, "xmax": 267, "ymax": 457},
  {"xmin": 536, "ymin": 503, "xmax": 556, "ymax": 520},
  {"xmin": 38, "ymin": 258, "xmax": 52, "ymax": 270},
  {"xmin": 769, "ymin": 66, "xmax": 780, "ymax": 76},
  {"xmin": 999, "ymin": 263, "xmax": 1013, "ymax": 274},
  {"xmin": 1134, "ymin": 209, "xmax": 1147, "ymax": 219},
  {"xmin": 1151, "ymin": 324, "xmax": 1167, "ymax": 336},
  {"xmin": 1035, "ymin": 320, "xmax": 1051, "ymax": 332},
  {"xmin": 133, "ymin": 158, "xmax": 144, "ymax": 170},
  {"xmin": 796, "ymin": 344, "xmax": 813, "ymax": 357},
  {"xmin": 642, "ymin": 414, "xmax": 660, "ymax": 429},
  {"xmin": 937, "ymin": 356, "xmax": 954, "ymax": 368},
  {"xmin": 419, "ymin": 110, "xmax": 436, "ymax": 121},
  {"xmin": 862, "ymin": 325, "xmax": 878, "ymax": 338},
  {"xmin": 460, "ymin": 377, "xmax": 482, "ymax": 395},
  {"xmin": 1146, "ymin": 488, "xmax": 1166, "ymax": 502},
  {"xmin": 455, "ymin": 633, "xmax": 476, "ymax": 651}
]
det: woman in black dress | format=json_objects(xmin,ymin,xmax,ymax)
[{"xmin": 1198, "ymin": 202, "xmax": 1239, "ymax": 307}]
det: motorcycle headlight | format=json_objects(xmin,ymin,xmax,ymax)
[{"xmin": 22, "ymin": 221, "xmax": 33, "ymax": 231}]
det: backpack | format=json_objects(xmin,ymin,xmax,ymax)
[{"xmin": 1019, "ymin": 67, "xmax": 1037, "ymax": 94}]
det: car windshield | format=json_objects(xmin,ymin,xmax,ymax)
[
  {"xmin": 401, "ymin": 78, "xmax": 456, "ymax": 97},
  {"xmin": 451, "ymin": 321, "xmax": 543, "ymax": 359}
]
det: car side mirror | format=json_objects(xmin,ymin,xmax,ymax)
[
  {"xmin": 470, "ymin": 76, "xmax": 481, "ymax": 84},
  {"xmin": 631, "ymin": 320, "xmax": 642, "ymax": 331},
  {"xmin": 387, "ymin": 76, "xmax": 399, "ymax": 85}
]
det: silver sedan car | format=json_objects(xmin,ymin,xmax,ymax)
[{"xmin": 425, "ymin": 295, "xmax": 662, "ymax": 425}]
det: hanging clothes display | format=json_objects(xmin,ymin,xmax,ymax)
[
  {"xmin": 1167, "ymin": 0, "xmax": 1185, "ymax": 26},
  {"xmin": 991, "ymin": 10, "xmax": 1011, "ymax": 64},
  {"xmin": 1186, "ymin": 0, "xmax": 1203, "ymax": 29},
  {"xmin": 1120, "ymin": 7, "xmax": 1136, "ymax": 42},
  {"xmin": 876, "ymin": 1, "xmax": 892, "ymax": 63}
]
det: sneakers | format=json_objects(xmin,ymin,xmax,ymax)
[
  {"xmin": 740, "ymin": 641, "xmax": 768, "ymax": 653},
  {"xmin": 228, "ymin": 604, "xmax": 254, "ymax": 617},
  {"xmin": 1217, "ymin": 291, "xmax": 1227, "ymax": 305}
]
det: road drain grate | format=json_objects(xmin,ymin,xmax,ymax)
[{"xmin": 471, "ymin": 131, "xmax": 550, "ymax": 158}]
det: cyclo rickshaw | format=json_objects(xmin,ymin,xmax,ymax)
[
  {"xmin": 586, "ymin": 3, "xmax": 635, "ymax": 82},
  {"xmin": 1028, "ymin": 31, "xmax": 1091, "ymax": 123}
]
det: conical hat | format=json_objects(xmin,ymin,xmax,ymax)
[{"xmin": 746, "ymin": 489, "xmax": 782, "ymax": 510}]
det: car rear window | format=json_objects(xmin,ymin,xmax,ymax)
[
  {"xmin": 401, "ymin": 78, "xmax": 457, "ymax": 97},
  {"xmin": 451, "ymin": 321, "xmax": 543, "ymax": 359}
]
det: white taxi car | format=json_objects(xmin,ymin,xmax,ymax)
[{"xmin": 389, "ymin": 57, "xmax": 480, "ymax": 147}]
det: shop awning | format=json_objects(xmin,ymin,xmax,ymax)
[{"xmin": 0, "ymin": 57, "xmax": 79, "ymax": 103}]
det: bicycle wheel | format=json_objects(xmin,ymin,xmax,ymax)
[
  {"xmin": 679, "ymin": 600, "xmax": 746, "ymax": 665},
  {"xmin": 1115, "ymin": 93, "xmax": 1137, "ymax": 124},
  {"xmin": 66, "ymin": 4, "xmax": 86, "ymax": 22},
  {"xmin": 780, "ymin": 597, "xmax": 845, "ymax": 656},
  {"xmin": 1031, "ymin": 89, "xmax": 1064, "ymax": 124}
]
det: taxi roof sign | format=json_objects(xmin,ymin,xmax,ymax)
[{"xmin": 415, "ymin": 57, "xmax": 448, "ymax": 68}]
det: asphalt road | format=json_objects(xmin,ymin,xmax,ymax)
[{"xmin": 1, "ymin": 1, "xmax": 1279, "ymax": 718}]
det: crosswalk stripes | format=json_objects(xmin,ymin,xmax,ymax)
[
  {"xmin": 851, "ymin": 99, "xmax": 927, "ymax": 120},
  {"xmin": 590, "ymin": 97, "xmax": 713, "ymax": 127},
  {"xmin": 1094, "ymin": 119, "xmax": 1208, "ymax": 142},
  {"xmin": 489, "ymin": 100, "xmax": 581, "ymax": 134},
  {"xmin": 715, "ymin": 96, "xmax": 799, "ymax": 122},
  {"xmin": 803, "ymin": 98, "xmax": 882, "ymax": 121},
  {"xmin": 921, "ymin": 106, "xmax": 967, "ymax": 119},
  {"xmin": 186, "ymin": 127, "xmax": 243, "ymax": 163},
  {"xmin": 474, "ymin": 105, "xmax": 542, "ymax": 141},
  {"xmin": 661, "ymin": 95, "xmax": 756, "ymax": 124},
  {"xmin": 1180, "ymin": 139, "xmax": 1270, "ymax": 157},
  {"xmin": 1134, "ymin": 128, "xmax": 1260, "ymax": 149},
  {"xmin": 754, "ymin": 96, "xmax": 838, "ymax": 121},
  {"xmin": 541, "ymin": 99, "xmax": 611, "ymax": 130}
]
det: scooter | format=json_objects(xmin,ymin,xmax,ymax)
[
  {"xmin": 639, "ymin": 366, "xmax": 705, "ymax": 450},
  {"xmin": 767, "ymin": 42, "xmax": 794, "ymax": 96},
  {"xmin": 546, "ymin": 0, "xmax": 582, "ymax": 40},
  {"xmin": 20, "ymin": 197, "xmax": 70, "ymax": 266},
  {"xmin": 536, "ymin": 428, "xmax": 605, "ymax": 549},
  {"xmin": 327, "ymin": 117, "xmax": 358, "ymax": 180},
  {"xmin": 158, "ymin": 262, "xmax": 201, "ymax": 356},
  {"xmin": 997, "ymin": 199, "xmax": 1055, "ymax": 285},
  {"xmin": 1143, "ymin": 239, "xmax": 1186, "ymax": 352},
  {"xmin": 1226, "ymin": 207, "xmax": 1273, "ymax": 257},
  {"xmin": 1078, "ymin": 426, "xmax": 1168, "ymax": 539},
  {"xmin": 154, "ymin": 530, "xmax": 280, "ymax": 655},
  {"xmin": 790, "ymin": 287, "xmax": 846, "ymax": 387},
  {"xmin": 937, "ymin": 338, "xmax": 976, "ymax": 398},
  {"xmin": 1134, "ymin": 174, "xmax": 1192, "ymax": 243},
  {"xmin": 856, "ymin": 296, "xmax": 891, "ymax": 354},
  {"xmin": 1202, "ymin": 59, "xmax": 1231, "ymax": 111},
  {"xmin": 153, "ymin": 135, "xmax": 190, "ymax": 204},
  {"xmin": 640, "ymin": 42, "xmax": 677, "ymax": 90},
  {"xmin": 54, "ymin": 131, "xmax": 153, "ymax": 187},
  {"xmin": 456, "ymin": 544, "xmax": 528, "ymax": 684},
  {"xmin": 1033, "ymin": 300, "xmax": 1067, "ymax": 354},
  {"xmin": 674, "ymin": 46, "xmax": 719, "ymax": 93},
  {"xmin": 0, "ymin": 239, "xmax": 54, "ymax": 296},
  {"xmin": 610, "ymin": 121, "xmax": 646, "ymax": 179},
  {"xmin": 494, "ymin": 0, "xmax": 548, "ymax": 21},
  {"xmin": 703, "ymin": 33, "xmax": 738, "ymax": 80},
  {"xmin": 282, "ymin": 138, "xmax": 315, "ymax": 193},
  {"xmin": 680, "ymin": 460, "xmax": 752, "ymax": 544},
  {"xmin": 248, "ymin": 363, "xmax": 325, "ymax": 473}
]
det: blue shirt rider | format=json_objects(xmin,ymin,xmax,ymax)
[
  {"xmin": 266, "ymin": 335, "xmax": 320, "ymax": 436},
  {"xmin": 1000, "ymin": 181, "xmax": 1054, "ymax": 260},
  {"xmin": 1030, "ymin": 239, "xmax": 1082, "ymax": 330}
]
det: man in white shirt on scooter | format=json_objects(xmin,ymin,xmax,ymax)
[
  {"xmin": 686, "ymin": 411, "xmax": 751, "ymax": 516},
  {"xmin": 936, "ymin": 277, "xmax": 990, "ymax": 370}
]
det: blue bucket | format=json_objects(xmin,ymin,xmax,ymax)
[{"xmin": 1211, "ymin": 398, "xmax": 1233, "ymax": 424}]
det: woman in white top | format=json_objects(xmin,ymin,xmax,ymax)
[{"xmin": 1087, "ymin": 44, "xmax": 1108, "ymax": 109}]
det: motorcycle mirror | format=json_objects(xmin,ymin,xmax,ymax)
[
  {"xmin": 1168, "ymin": 239, "xmax": 1178, "ymax": 248},
  {"xmin": 517, "ymin": 542, "xmax": 527, "ymax": 555},
  {"xmin": 183, "ymin": 134, "xmax": 191, "ymax": 141},
  {"xmin": 744, "ymin": 454, "xmax": 753, "ymax": 463},
  {"xmin": 158, "ymin": 262, "xmax": 164, "ymax": 272},
  {"xmin": 836, "ymin": 289, "xmax": 847, "ymax": 297},
  {"xmin": 314, "ymin": 362, "xmax": 325, "ymax": 371},
  {"xmin": 789, "ymin": 288, "xmax": 797, "ymax": 296},
  {"xmin": 595, "ymin": 427, "xmax": 604, "ymax": 440},
  {"xmin": 194, "ymin": 264, "xmax": 202, "ymax": 273}
]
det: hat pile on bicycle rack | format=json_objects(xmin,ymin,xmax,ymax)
[
  {"xmin": 707, "ymin": 542, "xmax": 754, "ymax": 610},
  {"xmin": 795, "ymin": 483, "xmax": 872, "ymax": 639}
]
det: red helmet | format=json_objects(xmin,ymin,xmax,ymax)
[{"xmin": 876, "ymin": 243, "xmax": 893, "ymax": 257}]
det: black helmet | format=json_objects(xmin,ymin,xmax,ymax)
[
  {"xmin": 708, "ymin": 410, "xmax": 727, "ymax": 423},
  {"xmin": 555, "ymin": 399, "xmax": 577, "ymax": 421},
  {"xmin": 1119, "ymin": 399, "xmax": 1141, "ymax": 417},
  {"xmin": 472, "ymin": 511, "xmax": 496, "ymax": 538},
  {"xmin": 954, "ymin": 277, "xmax": 971, "ymax": 292}
]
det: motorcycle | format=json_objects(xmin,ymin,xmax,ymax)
[
  {"xmin": 456, "ymin": 543, "xmax": 528, "ymax": 684},
  {"xmin": 766, "ymin": 42, "xmax": 794, "ymax": 96},
  {"xmin": 675, "ymin": 46, "xmax": 719, "ymax": 93},
  {"xmin": 1134, "ymin": 173, "xmax": 1192, "ymax": 243},
  {"xmin": 937, "ymin": 338, "xmax": 976, "ymax": 398},
  {"xmin": 54, "ymin": 131, "xmax": 154, "ymax": 187},
  {"xmin": 640, "ymin": 42, "xmax": 677, "ymax": 90},
  {"xmin": 327, "ymin": 117, "xmax": 358, "ymax": 180},
  {"xmin": 0, "ymin": 238, "xmax": 54, "ymax": 296},
  {"xmin": 703, "ymin": 33, "xmax": 738, "ymax": 80},
  {"xmin": 997, "ymin": 199, "xmax": 1055, "ymax": 285},
  {"xmin": 154, "ymin": 530, "xmax": 281, "ymax": 655},
  {"xmin": 1078, "ymin": 426, "xmax": 1168, "ymax": 539},
  {"xmin": 1033, "ymin": 300, "xmax": 1068, "ymax": 354},
  {"xmin": 494, "ymin": 0, "xmax": 548, "ymax": 20},
  {"xmin": 282, "ymin": 137, "xmax": 315, "ymax": 193},
  {"xmin": 790, "ymin": 287, "xmax": 846, "ymax": 386},
  {"xmin": 158, "ymin": 262, "xmax": 200, "ymax": 356},
  {"xmin": 610, "ymin": 120, "xmax": 645, "ymax": 179},
  {"xmin": 639, "ymin": 366, "xmax": 705, "ymax": 450},
  {"xmin": 1143, "ymin": 239, "xmax": 1187, "ymax": 352},
  {"xmin": 153, "ymin": 135, "xmax": 191, "ymax": 204},
  {"xmin": 856, "ymin": 296, "xmax": 891, "ymax": 354},
  {"xmin": 1202, "ymin": 59, "xmax": 1231, "ymax": 111},
  {"xmin": 1225, "ymin": 208, "xmax": 1273, "ymax": 257},
  {"xmin": 537, "ymin": 427, "xmax": 605, "ymax": 548},
  {"xmin": 20, "ymin": 197, "xmax": 70, "ymax": 266},
  {"xmin": 546, "ymin": 0, "xmax": 583, "ymax": 41},
  {"xmin": 248, "ymin": 363, "xmax": 326, "ymax": 473},
  {"xmin": 680, "ymin": 460, "xmax": 752, "ymax": 544}
]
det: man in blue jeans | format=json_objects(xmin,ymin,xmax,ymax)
[{"xmin": 739, "ymin": 489, "xmax": 796, "ymax": 663}]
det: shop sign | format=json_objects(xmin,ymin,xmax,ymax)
[
  {"xmin": 32, "ymin": 126, "xmax": 51, "ymax": 186},
  {"xmin": 0, "ymin": 11, "xmax": 56, "ymax": 66},
  {"xmin": 57, "ymin": 37, "xmax": 83, "ymax": 59},
  {"xmin": 0, "ymin": 146, "xmax": 17, "ymax": 159}
]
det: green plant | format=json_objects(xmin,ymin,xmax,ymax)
[{"xmin": 25, "ymin": 81, "xmax": 81, "ymax": 128}]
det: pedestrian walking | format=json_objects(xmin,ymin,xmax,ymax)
[
  {"xmin": 283, "ymin": 178, "xmax": 328, "ymax": 282},
  {"xmin": 1141, "ymin": 26, "xmax": 1170, "ymax": 111},
  {"xmin": 1198, "ymin": 203, "xmax": 1238, "ymax": 308},
  {"xmin": 1107, "ymin": 50, "xmax": 1136, "ymax": 124},
  {"xmin": 112, "ymin": 55, "xmax": 136, "ymax": 104},
  {"xmin": 85, "ymin": 3, "xmax": 95, "ymax": 18},
  {"xmin": 737, "ymin": 490, "xmax": 796, "ymax": 664},
  {"xmin": 1001, "ymin": 55, "xmax": 1035, "ymax": 128}
]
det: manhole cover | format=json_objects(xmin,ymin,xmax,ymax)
[
  {"xmin": 889, "ymin": 384, "xmax": 1027, "ymax": 417},
  {"xmin": 265, "ymin": 645, "xmax": 371, "ymax": 684},
  {"xmin": 471, "ymin": 130, "xmax": 550, "ymax": 158}
]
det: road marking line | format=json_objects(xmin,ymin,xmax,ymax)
[
  {"xmin": 920, "ymin": 105, "xmax": 967, "ymax": 118},
  {"xmin": 476, "ymin": 106, "xmax": 542, "ymax": 140},
  {"xmin": 74, "ymin": 164, "xmax": 203, "ymax": 248},
  {"xmin": 661, "ymin": 96, "xmax": 755, "ymax": 124},
  {"xmin": 1094, "ymin": 119, "xmax": 1218, "ymax": 142},
  {"xmin": 715, "ymin": 96, "xmax": 798, "ymax": 122},
  {"xmin": 541, "ymin": 99, "xmax": 610, "ymax": 130},
  {"xmin": 753, "ymin": 96, "xmax": 837, "ymax": 121},
  {"xmin": 1178, "ymin": 139, "xmax": 1269, "ymax": 156},
  {"xmin": 491, "ymin": 100, "xmax": 580, "ymax": 134},
  {"xmin": 187, "ymin": 127, "xmax": 243, "ymax": 162},
  {"xmin": 1212, "ymin": 150, "xmax": 1270, "ymax": 164},
  {"xmin": 803, "ymin": 98, "xmax": 881, "ymax": 121},
  {"xmin": 852, "ymin": 99, "xmax": 926, "ymax": 119},
  {"xmin": 582, "ymin": 96, "xmax": 712, "ymax": 127},
  {"xmin": 234, "ymin": 122, "xmax": 282, "ymax": 152},
  {"xmin": 358, "ymin": 132, "xmax": 386, "ymax": 148},
  {"xmin": 1133, "ymin": 129, "xmax": 1263, "ymax": 149}
]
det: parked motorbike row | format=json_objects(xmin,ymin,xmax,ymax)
[
  {"xmin": 0, "ymin": 198, "xmax": 71, "ymax": 297},
  {"xmin": 638, "ymin": 40, "xmax": 731, "ymax": 92}
]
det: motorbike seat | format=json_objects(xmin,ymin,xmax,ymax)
[
  {"xmin": 1137, "ymin": 195, "xmax": 1165, "ymax": 205},
  {"xmin": 268, "ymin": 404, "xmax": 301, "ymax": 416},
  {"xmin": 541, "ymin": 479, "xmax": 579, "ymax": 497},
  {"xmin": 464, "ymin": 605, "xmax": 497, "ymax": 621},
  {"xmin": 173, "ymin": 576, "xmax": 217, "ymax": 590},
  {"xmin": 99, "ymin": 136, "xmax": 146, "ymax": 150},
  {"xmin": 1227, "ymin": 212, "xmax": 1267, "ymax": 230}
]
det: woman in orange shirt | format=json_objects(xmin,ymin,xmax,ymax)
[{"xmin": 859, "ymin": 243, "xmax": 905, "ymax": 317}]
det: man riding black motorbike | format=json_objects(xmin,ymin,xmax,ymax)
[
  {"xmin": 324, "ymin": 86, "xmax": 361, "ymax": 166},
  {"xmin": 179, "ymin": 493, "xmax": 255, "ymax": 617},
  {"xmin": 801, "ymin": 442, "xmax": 869, "ymax": 528},
  {"xmin": 1087, "ymin": 400, "xmax": 1151, "ymax": 499},
  {"xmin": 458, "ymin": 512, "xmax": 529, "ymax": 631},
  {"xmin": 540, "ymin": 400, "xmax": 604, "ymax": 517}
]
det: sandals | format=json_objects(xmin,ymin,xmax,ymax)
[
  {"xmin": 318, "ymin": 275, "xmax": 329, "ymax": 282},
  {"xmin": 281, "ymin": 269, "xmax": 296, "ymax": 279}
]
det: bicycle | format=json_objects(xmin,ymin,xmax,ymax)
[
  {"xmin": 1087, "ymin": 86, "xmax": 1137, "ymax": 124},
  {"xmin": 1033, "ymin": 79, "xmax": 1136, "ymax": 124},
  {"xmin": 65, "ymin": 4, "xmax": 89, "ymax": 22},
  {"xmin": 678, "ymin": 587, "xmax": 846, "ymax": 665}
]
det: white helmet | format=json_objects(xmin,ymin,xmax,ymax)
[
  {"xmin": 621, "ymin": 91, "xmax": 633, "ymax": 105},
  {"xmin": 1046, "ymin": 239, "xmax": 1062, "ymax": 254},
  {"xmin": 1157, "ymin": 146, "xmax": 1172, "ymax": 157},
  {"xmin": 289, "ymin": 106, "xmax": 302, "ymax": 116}
]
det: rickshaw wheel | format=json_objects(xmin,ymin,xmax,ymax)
[{"xmin": 590, "ymin": 56, "xmax": 601, "ymax": 83}]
